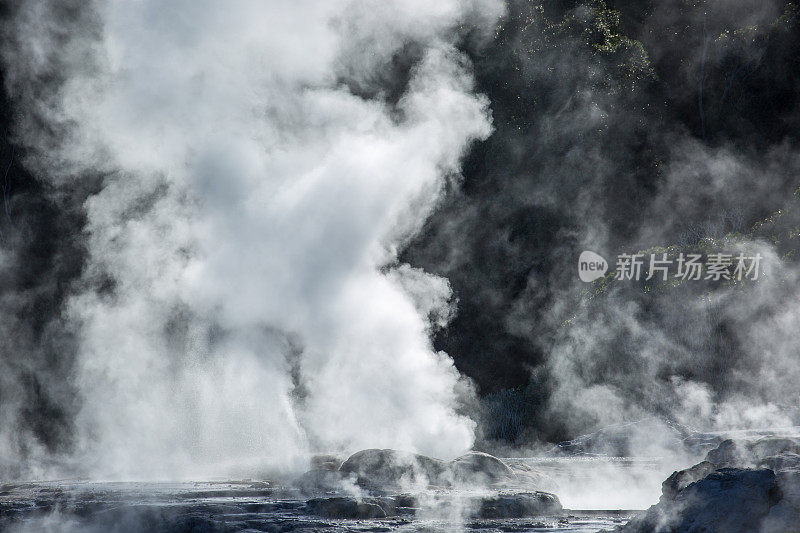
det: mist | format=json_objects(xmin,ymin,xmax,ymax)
[
  {"xmin": 403, "ymin": 0, "xmax": 800, "ymax": 453},
  {"xmin": 3, "ymin": 3, "xmax": 800, "ymax": 530},
  {"xmin": 0, "ymin": 0, "xmax": 505, "ymax": 479}
]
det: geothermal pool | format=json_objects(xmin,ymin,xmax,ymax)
[
  {"xmin": 0, "ymin": 480, "xmax": 634, "ymax": 532},
  {"xmin": 0, "ymin": 457, "xmax": 669, "ymax": 532}
]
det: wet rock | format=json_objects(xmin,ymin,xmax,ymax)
[
  {"xmin": 620, "ymin": 468, "xmax": 779, "ymax": 533},
  {"xmin": 661, "ymin": 461, "xmax": 715, "ymax": 500},
  {"xmin": 506, "ymin": 461, "xmax": 558, "ymax": 491},
  {"xmin": 476, "ymin": 492, "xmax": 562, "ymax": 519},
  {"xmin": 311, "ymin": 454, "xmax": 344, "ymax": 471},
  {"xmin": 749, "ymin": 437, "xmax": 800, "ymax": 459},
  {"xmin": 702, "ymin": 436, "xmax": 800, "ymax": 470},
  {"xmin": 338, "ymin": 449, "xmax": 448, "ymax": 490},
  {"xmin": 337, "ymin": 449, "xmax": 526, "ymax": 491},
  {"xmin": 293, "ymin": 468, "xmax": 344, "ymax": 495},
  {"xmin": 305, "ymin": 497, "xmax": 387, "ymax": 519},
  {"xmin": 758, "ymin": 452, "xmax": 800, "ymax": 472},
  {"xmin": 704, "ymin": 438, "xmax": 748, "ymax": 467},
  {"xmin": 618, "ymin": 436, "xmax": 800, "ymax": 532},
  {"xmin": 450, "ymin": 452, "xmax": 516, "ymax": 485}
]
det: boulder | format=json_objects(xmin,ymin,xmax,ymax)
[
  {"xmin": 618, "ymin": 436, "xmax": 800, "ymax": 532},
  {"xmin": 305, "ymin": 497, "xmax": 387, "ymax": 519},
  {"xmin": 758, "ymin": 452, "xmax": 800, "ymax": 472},
  {"xmin": 704, "ymin": 438, "xmax": 747, "ymax": 467},
  {"xmin": 293, "ymin": 468, "xmax": 345, "ymax": 495},
  {"xmin": 338, "ymin": 449, "xmax": 448, "ymax": 490},
  {"xmin": 476, "ymin": 491, "xmax": 562, "ymax": 519},
  {"xmin": 506, "ymin": 461, "xmax": 558, "ymax": 491},
  {"xmin": 620, "ymin": 468, "xmax": 779, "ymax": 533},
  {"xmin": 311, "ymin": 454, "xmax": 344, "ymax": 471},
  {"xmin": 661, "ymin": 461, "xmax": 715, "ymax": 500},
  {"xmin": 450, "ymin": 452, "xmax": 516, "ymax": 485},
  {"xmin": 749, "ymin": 437, "xmax": 800, "ymax": 459},
  {"xmin": 337, "ymin": 449, "xmax": 524, "ymax": 491}
]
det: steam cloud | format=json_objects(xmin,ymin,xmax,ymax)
[
  {"xmin": 4, "ymin": 0, "xmax": 800, "ymax": 490},
  {"xmin": 404, "ymin": 0, "xmax": 800, "ymax": 448},
  {"xmin": 0, "ymin": 0, "xmax": 504, "ymax": 479}
]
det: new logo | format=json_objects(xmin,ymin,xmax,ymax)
[{"xmin": 579, "ymin": 250, "xmax": 608, "ymax": 282}]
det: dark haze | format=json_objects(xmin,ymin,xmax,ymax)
[{"xmin": 403, "ymin": 0, "xmax": 800, "ymax": 444}]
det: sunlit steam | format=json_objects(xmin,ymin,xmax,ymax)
[{"xmin": 1, "ymin": 0, "xmax": 504, "ymax": 479}]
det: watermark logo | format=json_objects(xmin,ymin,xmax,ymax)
[
  {"xmin": 578, "ymin": 251, "xmax": 763, "ymax": 282},
  {"xmin": 578, "ymin": 250, "xmax": 608, "ymax": 282},
  {"xmin": 614, "ymin": 252, "xmax": 762, "ymax": 281}
]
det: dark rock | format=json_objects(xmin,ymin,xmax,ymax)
[
  {"xmin": 749, "ymin": 437, "xmax": 800, "ymax": 461},
  {"xmin": 338, "ymin": 449, "xmax": 448, "ymax": 490},
  {"xmin": 506, "ymin": 461, "xmax": 557, "ymax": 491},
  {"xmin": 617, "ymin": 436, "xmax": 800, "ymax": 532},
  {"xmin": 702, "ymin": 436, "xmax": 800, "ymax": 470},
  {"xmin": 661, "ymin": 461, "xmax": 715, "ymax": 500},
  {"xmin": 704, "ymin": 438, "xmax": 747, "ymax": 467},
  {"xmin": 762, "ymin": 501, "xmax": 800, "ymax": 533},
  {"xmin": 620, "ymin": 468, "xmax": 779, "ymax": 533},
  {"xmin": 758, "ymin": 452, "xmax": 800, "ymax": 472},
  {"xmin": 305, "ymin": 497, "xmax": 387, "ymax": 519},
  {"xmin": 293, "ymin": 468, "xmax": 345, "ymax": 495},
  {"xmin": 391, "ymin": 493, "xmax": 418, "ymax": 509},
  {"xmin": 476, "ymin": 492, "xmax": 562, "ymax": 519},
  {"xmin": 450, "ymin": 452, "xmax": 516, "ymax": 485},
  {"xmin": 311, "ymin": 454, "xmax": 344, "ymax": 471}
]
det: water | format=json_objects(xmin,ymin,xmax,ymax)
[
  {"xmin": 509, "ymin": 456, "xmax": 679, "ymax": 510},
  {"xmin": 0, "ymin": 480, "xmax": 634, "ymax": 532}
]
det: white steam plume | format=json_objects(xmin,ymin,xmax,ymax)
[{"xmin": 3, "ymin": 0, "xmax": 503, "ymax": 478}]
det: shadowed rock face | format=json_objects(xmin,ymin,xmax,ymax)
[
  {"xmin": 623, "ymin": 469, "xmax": 779, "ymax": 533},
  {"xmin": 620, "ymin": 437, "xmax": 800, "ymax": 533}
]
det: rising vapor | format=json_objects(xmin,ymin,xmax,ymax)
[{"xmin": 0, "ymin": 0, "xmax": 504, "ymax": 479}]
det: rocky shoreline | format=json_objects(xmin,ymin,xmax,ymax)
[
  {"xmin": 614, "ymin": 436, "xmax": 800, "ymax": 532},
  {"xmin": 5, "ymin": 436, "xmax": 800, "ymax": 531},
  {"xmin": 294, "ymin": 448, "xmax": 563, "ymax": 520}
]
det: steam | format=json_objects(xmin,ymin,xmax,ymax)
[
  {"xmin": 1, "ymin": 0, "xmax": 504, "ymax": 479},
  {"xmin": 403, "ymin": 0, "xmax": 800, "ymax": 454}
]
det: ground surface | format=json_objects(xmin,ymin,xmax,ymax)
[{"xmin": 0, "ymin": 479, "xmax": 634, "ymax": 532}]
